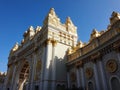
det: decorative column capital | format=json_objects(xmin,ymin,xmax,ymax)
[
  {"xmin": 76, "ymin": 60, "xmax": 83, "ymax": 68},
  {"xmin": 51, "ymin": 39, "xmax": 58, "ymax": 47},
  {"xmin": 44, "ymin": 38, "xmax": 52, "ymax": 47}
]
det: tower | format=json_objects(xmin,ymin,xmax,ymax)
[{"xmin": 4, "ymin": 8, "xmax": 78, "ymax": 90}]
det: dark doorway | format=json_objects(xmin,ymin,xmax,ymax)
[
  {"xmin": 35, "ymin": 85, "xmax": 39, "ymax": 90},
  {"xmin": 88, "ymin": 82, "xmax": 94, "ymax": 90},
  {"xmin": 111, "ymin": 77, "xmax": 120, "ymax": 90}
]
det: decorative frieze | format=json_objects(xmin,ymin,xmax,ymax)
[{"xmin": 113, "ymin": 39, "xmax": 120, "ymax": 51}]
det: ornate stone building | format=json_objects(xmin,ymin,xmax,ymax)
[
  {"xmin": 4, "ymin": 8, "xmax": 120, "ymax": 90},
  {"xmin": 66, "ymin": 11, "xmax": 120, "ymax": 90}
]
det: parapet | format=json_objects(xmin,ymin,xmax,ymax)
[{"xmin": 67, "ymin": 11, "xmax": 120, "ymax": 61}]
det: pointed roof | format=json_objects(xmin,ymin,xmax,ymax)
[
  {"xmin": 43, "ymin": 8, "xmax": 60, "ymax": 26},
  {"xmin": 49, "ymin": 8, "xmax": 56, "ymax": 16},
  {"xmin": 65, "ymin": 17, "xmax": 73, "ymax": 25}
]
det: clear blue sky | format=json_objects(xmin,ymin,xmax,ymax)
[{"xmin": 0, "ymin": 0, "xmax": 120, "ymax": 72}]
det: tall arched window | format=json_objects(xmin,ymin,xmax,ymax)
[
  {"xmin": 111, "ymin": 77, "xmax": 120, "ymax": 90},
  {"xmin": 88, "ymin": 82, "xmax": 94, "ymax": 90}
]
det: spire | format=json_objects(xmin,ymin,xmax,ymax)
[
  {"xmin": 65, "ymin": 17, "xmax": 77, "ymax": 34},
  {"xmin": 90, "ymin": 29, "xmax": 100, "ymax": 41},
  {"xmin": 49, "ymin": 8, "xmax": 56, "ymax": 16},
  {"xmin": 65, "ymin": 17, "xmax": 73, "ymax": 25},
  {"xmin": 35, "ymin": 26, "xmax": 41, "ymax": 33},
  {"xmin": 43, "ymin": 8, "xmax": 60, "ymax": 26}
]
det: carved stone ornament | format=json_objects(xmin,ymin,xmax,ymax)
[
  {"xmin": 106, "ymin": 60, "xmax": 118, "ymax": 73},
  {"xmin": 85, "ymin": 68, "xmax": 93, "ymax": 79}
]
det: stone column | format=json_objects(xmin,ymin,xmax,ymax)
[
  {"xmin": 93, "ymin": 62, "xmax": 100, "ymax": 90},
  {"xmin": 40, "ymin": 46, "xmax": 46, "ymax": 90},
  {"xmin": 30, "ymin": 54, "xmax": 37, "ymax": 90},
  {"xmin": 11, "ymin": 64, "xmax": 17, "ymax": 90},
  {"xmin": 80, "ymin": 67, "xmax": 85, "ymax": 90},
  {"xmin": 67, "ymin": 71, "xmax": 70, "ymax": 88},
  {"xmin": 116, "ymin": 50, "xmax": 120, "ymax": 62},
  {"xmin": 98, "ymin": 60, "xmax": 108, "ymax": 90},
  {"xmin": 51, "ymin": 40, "xmax": 57, "ymax": 90},
  {"xmin": 27, "ymin": 58, "xmax": 33, "ymax": 90},
  {"xmin": 43, "ymin": 39, "xmax": 52, "ymax": 90},
  {"xmin": 13, "ymin": 62, "xmax": 23, "ymax": 90},
  {"xmin": 3, "ymin": 67, "xmax": 10, "ymax": 90},
  {"xmin": 76, "ymin": 67, "xmax": 80, "ymax": 88}
]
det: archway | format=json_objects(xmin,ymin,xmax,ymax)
[
  {"xmin": 111, "ymin": 77, "xmax": 120, "ymax": 90},
  {"xmin": 88, "ymin": 82, "xmax": 94, "ymax": 90},
  {"xmin": 18, "ymin": 61, "xmax": 30, "ymax": 90}
]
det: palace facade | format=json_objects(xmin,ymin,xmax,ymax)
[{"xmin": 3, "ymin": 8, "xmax": 120, "ymax": 90}]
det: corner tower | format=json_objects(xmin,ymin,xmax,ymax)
[{"xmin": 42, "ymin": 8, "xmax": 78, "ymax": 90}]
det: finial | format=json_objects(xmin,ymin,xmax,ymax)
[
  {"xmin": 12, "ymin": 42, "xmax": 19, "ymax": 52},
  {"xmin": 29, "ymin": 26, "xmax": 34, "ymax": 31},
  {"xmin": 36, "ymin": 26, "xmax": 41, "ymax": 33},
  {"xmin": 111, "ymin": 11, "xmax": 120, "ymax": 17},
  {"xmin": 66, "ymin": 16, "xmax": 72, "ymax": 24},
  {"xmin": 92, "ymin": 28, "xmax": 98, "ymax": 33},
  {"xmin": 49, "ymin": 8, "xmax": 55, "ymax": 15},
  {"xmin": 90, "ymin": 28, "xmax": 100, "ymax": 41},
  {"xmin": 110, "ymin": 11, "xmax": 120, "ymax": 25},
  {"xmin": 77, "ymin": 40, "xmax": 83, "ymax": 48}
]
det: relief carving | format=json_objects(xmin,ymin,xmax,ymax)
[
  {"xmin": 106, "ymin": 60, "xmax": 118, "ymax": 73},
  {"xmin": 85, "ymin": 68, "xmax": 93, "ymax": 79}
]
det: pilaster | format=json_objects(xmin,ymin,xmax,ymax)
[
  {"xmin": 76, "ymin": 67, "xmax": 80, "ymax": 88},
  {"xmin": 11, "ymin": 64, "xmax": 17, "ymax": 90},
  {"xmin": 30, "ymin": 54, "xmax": 37, "ymax": 90},
  {"xmin": 67, "ymin": 70, "xmax": 70, "ymax": 88},
  {"xmin": 43, "ymin": 39, "xmax": 52, "ymax": 90},
  {"xmin": 98, "ymin": 59, "xmax": 108, "ymax": 90},
  {"xmin": 93, "ymin": 61, "xmax": 100, "ymax": 90},
  {"xmin": 80, "ymin": 67, "xmax": 85, "ymax": 89},
  {"xmin": 40, "ymin": 46, "xmax": 46, "ymax": 90},
  {"xmin": 51, "ymin": 40, "xmax": 57, "ymax": 90}
]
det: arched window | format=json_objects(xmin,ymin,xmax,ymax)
[
  {"xmin": 111, "ymin": 77, "xmax": 120, "ymax": 90},
  {"xmin": 88, "ymin": 82, "xmax": 94, "ymax": 90}
]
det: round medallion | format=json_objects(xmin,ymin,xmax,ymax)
[
  {"xmin": 85, "ymin": 68, "xmax": 93, "ymax": 79},
  {"xmin": 106, "ymin": 60, "xmax": 118, "ymax": 73}
]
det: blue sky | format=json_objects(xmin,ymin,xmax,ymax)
[{"xmin": 0, "ymin": 0, "xmax": 120, "ymax": 72}]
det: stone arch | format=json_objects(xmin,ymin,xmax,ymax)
[
  {"xmin": 88, "ymin": 81, "xmax": 94, "ymax": 90},
  {"xmin": 18, "ymin": 61, "xmax": 30, "ymax": 90},
  {"xmin": 110, "ymin": 76, "xmax": 120, "ymax": 90}
]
